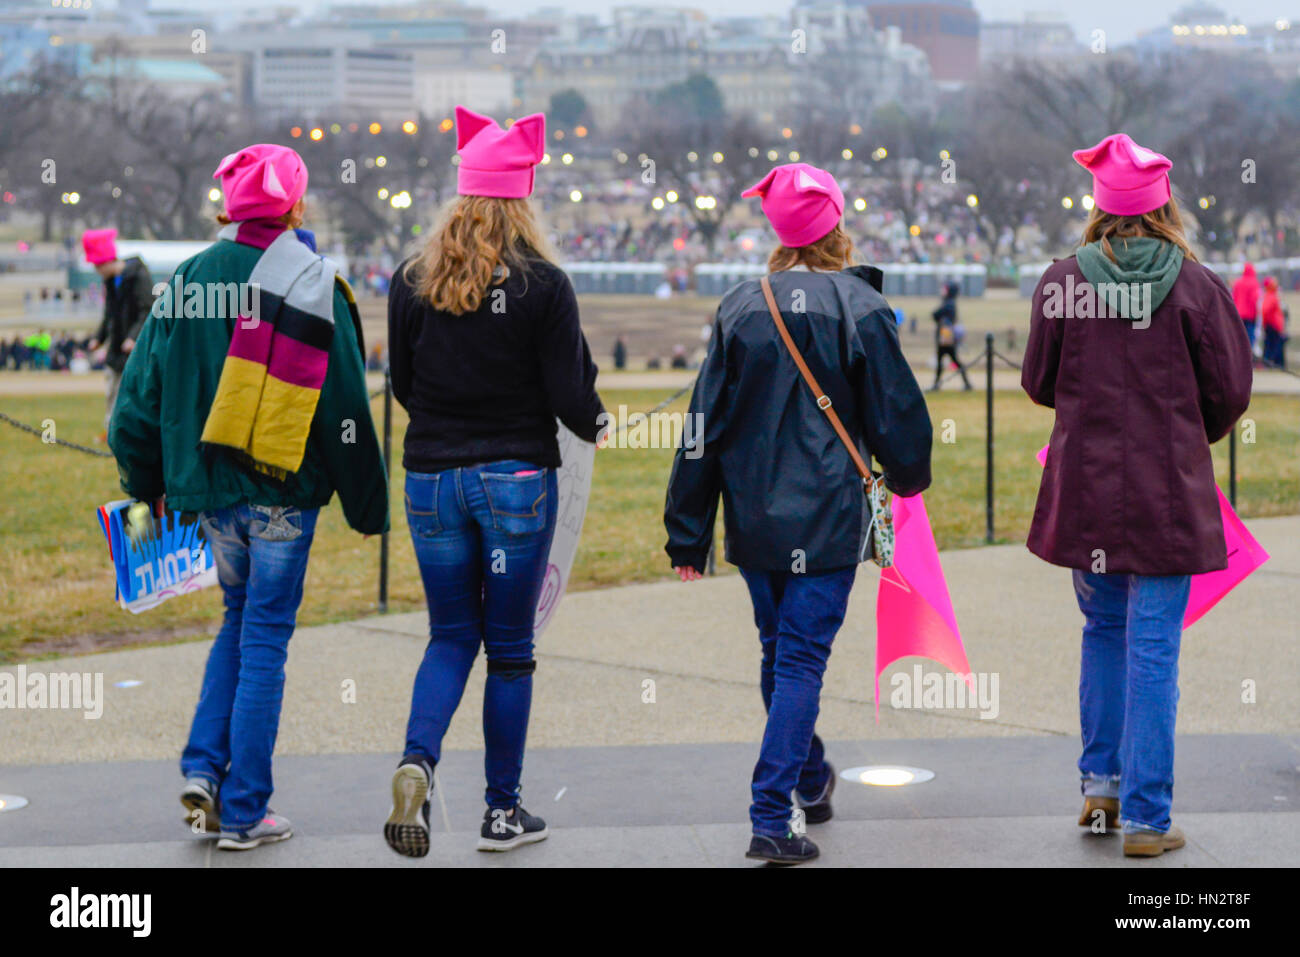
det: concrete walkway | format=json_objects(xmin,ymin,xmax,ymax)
[{"xmin": 2, "ymin": 518, "xmax": 1297, "ymax": 866}]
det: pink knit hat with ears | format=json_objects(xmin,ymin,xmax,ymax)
[
  {"xmin": 81, "ymin": 228, "xmax": 118, "ymax": 265},
  {"xmin": 742, "ymin": 163, "xmax": 844, "ymax": 248},
  {"xmin": 455, "ymin": 106, "xmax": 546, "ymax": 199},
  {"xmin": 212, "ymin": 144, "xmax": 308, "ymax": 221},
  {"xmin": 1072, "ymin": 133, "xmax": 1172, "ymax": 216}
]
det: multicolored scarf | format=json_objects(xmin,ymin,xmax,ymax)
[{"xmin": 200, "ymin": 220, "xmax": 341, "ymax": 480}]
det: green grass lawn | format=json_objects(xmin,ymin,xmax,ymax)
[{"xmin": 1, "ymin": 386, "xmax": 1296, "ymax": 661}]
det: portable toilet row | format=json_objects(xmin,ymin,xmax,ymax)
[
  {"xmin": 693, "ymin": 262, "xmax": 768, "ymax": 297},
  {"xmin": 563, "ymin": 262, "xmax": 667, "ymax": 294},
  {"xmin": 880, "ymin": 263, "xmax": 987, "ymax": 298},
  {"xmin": 693, "ymin": 262, "xmax": 987, "ymax": 298}
]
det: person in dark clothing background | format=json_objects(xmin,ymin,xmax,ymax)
[
  {"xmin": 665, "ymin": 163, "xmax": 932, "ymax": 866},
  {"xmin": 384, "ymin": 106, "xmax": 605, "ymax": 860},
  {"xmin": 82, "ymin": 228, "xmax": 155, "ymax": 438},
  {"xmin": 930, "ymin": 281, "xmax": 971, "ymax": 391}
]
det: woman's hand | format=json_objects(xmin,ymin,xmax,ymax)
[{"xmin": 675, "ymin": 565, "xmax": 704, "ymax": 582}]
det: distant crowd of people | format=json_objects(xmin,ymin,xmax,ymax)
[{"xmin": 0, "ymin": 331, "xmax": 101, "ymax": 373}]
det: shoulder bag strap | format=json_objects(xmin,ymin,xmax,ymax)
[{"xmin": 759, "ymin": 275, "xmax": 872, "ymax": 482}]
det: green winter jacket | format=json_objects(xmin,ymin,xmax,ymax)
[{"xmin": 107, "ymin": 235, "xmax": 389, "ymax": 534}]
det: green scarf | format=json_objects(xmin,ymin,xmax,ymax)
[{"xmin": 1075, "ymin": 236, "xmax": 1184, "ymax": 322}]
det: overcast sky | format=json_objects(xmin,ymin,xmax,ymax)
[{"xmin": 163, "ymin": 1, "xmax": 1299, "ymax": 46}]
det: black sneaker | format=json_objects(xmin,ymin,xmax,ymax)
[
  {"xmin": 796, "ymin": 763, "xmax": 836, "ymax": 825},
  {"xmin": 384, "ymin": 761, "xmax": 433, "ymax": 858},
  {"xmin": 746, "ymin": 831, "xmax": 820, "ymax": 865},
  {"xmin": 180, "ymin": 776, "xmax": 220, "ymax": 834},
  {"xmin": 477, "ymin": 805, "xmax": 549, "ymax": 852}
]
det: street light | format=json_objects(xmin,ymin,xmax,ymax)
[{"xmin": 570, "ymin": 189, "xmax": 583, "ymax": 203}]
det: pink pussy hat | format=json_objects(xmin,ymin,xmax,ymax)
[
  {"xmin": 742, "ymin": 163, "xmax": 844, "ymax": 248},
  {"xmin": 456, "ymin": 106, "xmax": 546, "ymax": 199},
  {"xmin": 213, "ymin": 144, "xmax": 308, "ymax": 221},
  {"xmin": 81, "ymin": 228, "xmax": 118, "ymax": 265},
  {"xmin": 1072, "ymin": 133, "xmax": 1172, "ymax": 216}
]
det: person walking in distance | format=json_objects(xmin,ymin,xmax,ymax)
[{"xmin": 82, "ymin": 229, "xmax": 154, "ymax": 440}]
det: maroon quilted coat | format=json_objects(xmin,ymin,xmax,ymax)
[{"xmin": 1022, "ymin": 255, "xmax": 1253, "ymax": 575}]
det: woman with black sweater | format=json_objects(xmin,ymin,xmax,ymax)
[{"xmin": 383, "ymin": 107, "xmax": 604, "ymax": 858}]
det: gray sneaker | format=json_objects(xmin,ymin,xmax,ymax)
[
  {"xmin": 217, "ymin": 812, "xmax": 294, "ymax": 851},
  {"xmin": 180, "ymin": 777, "xmax": 220, "ymax": 834}
]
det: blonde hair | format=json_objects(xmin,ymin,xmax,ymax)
[
  {"xmin": 1081, "ymin": 198, "xmax": 1197, "ymax": 263},
  {"xmin": 215, "ymin": 197, "xmax": 305, "ymax": 230},
  {"xmin": 405, "ymin": 195, "xmax": 555, "ymax": 315},
  {"xmin": 767, "ymin": 224, "xmax": 855, "ymax": 272}
]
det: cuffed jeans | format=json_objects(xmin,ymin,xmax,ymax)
[
  {"xmin": 402, "ymin": 460, "xmax": 557, "ymax": 810},
  {"xmin": 740, "ymin": 565, "xmax": 857, "ymax": 837},
  {"xmin": 1073, "ymin": 569, "xmax": 1191, "ymax": 834},
  {"xmin": 181, "ymin": 504, "xmax": 318, "ymax": 831}
]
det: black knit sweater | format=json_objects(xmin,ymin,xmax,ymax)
[{"xmin": 387, "ymin": 256, "xmax": 605, "ymax": 473}]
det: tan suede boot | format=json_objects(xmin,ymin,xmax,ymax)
[
  {"xmin": 1078, "ymin": 796, "xmax": 1120, "ymax": 831},
  {"xmin": 1123, "ymin": 824, "xmax": 1186, "ymax": 857}
]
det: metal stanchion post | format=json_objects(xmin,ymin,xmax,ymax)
[
  {"xmin": 985, "ymin": 333, "xmax": 995, "ymax": 544},
  {"xmin": 1229, "ymin": 421, "xmax": 1237, "ymax": 509},
  {"xmin": 379, "ymin": 368, "xmax": 392, "ymax": 613}
]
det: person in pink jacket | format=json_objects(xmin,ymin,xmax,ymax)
[
  {"xmin": 1260, "ymin": 276, "xmax": 1286, "ymax": 369},
  {"xmin": 1231, "ymin": 262, "xmax": 1260, "ymax": 347}
]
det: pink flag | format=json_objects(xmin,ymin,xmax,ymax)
[
  {"xmin": 1035, "ymin": 445, "xmax": 1269, "ymax": 627},
  {"xmin": 875, "ymin": 493, "xmax": 972, "ymax": 720}
]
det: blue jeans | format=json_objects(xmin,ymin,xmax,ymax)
[
  {"xmin": 181, "ymin": 504, "xmax": 318, "ymax": 831},
  {"xmin": 739, "ymin": 565, "xmax": 857, "ymax": 837},
  {"xmin": 403, "ymin": 460, "xmax": 558, "ymax": 809},
  {"xmin": 1073, "ymin": 570, "xmax": 1191, "ymax": 834}
]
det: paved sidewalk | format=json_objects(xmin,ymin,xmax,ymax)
[{"xmin": 2, "ymin": 517, "xmax": 1296, "ymax": 866}]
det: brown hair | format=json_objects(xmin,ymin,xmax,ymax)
[
  {"xmin": 767, "ymin": 224, "xmax": 855, "ymax": 273},
  {"xmin": 405, "ymin": 195, "xmax": 555, "ymax": 315},
  {"xmin": 1081, "ymin": 198, "xmax": 1197, "ymax": 263},
  {"xmin": 215, "ymin": 198, "xmax": 305, "ymax": 230}
]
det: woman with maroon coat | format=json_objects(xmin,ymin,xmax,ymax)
[{"xmin": 1022, "ymin": 134, "xmax": 1252, "ymax": 858}]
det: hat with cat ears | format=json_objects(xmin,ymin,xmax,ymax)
[
  {"xmin": 213, "ymin": 144, "xmax": 308, "ymax": 221},
  {"xmin": 1072, "ymin": 133, "xmax": 1172, "ymax": 216},
  {"xmin": 456, "ymin": 106, "xmax": 546, "ymax": 199},
  {"xmin": 742, "ymin": 163, "xmax": 844, "ymax": 248}
]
